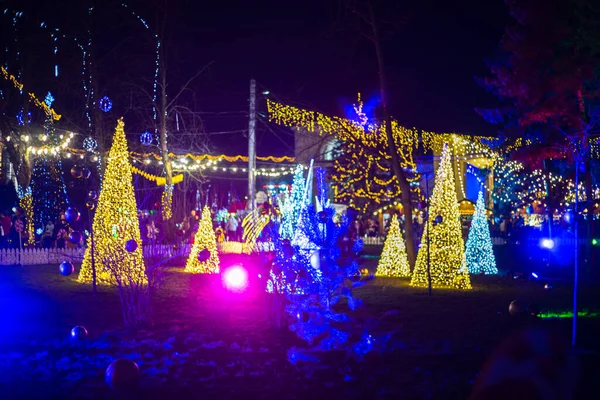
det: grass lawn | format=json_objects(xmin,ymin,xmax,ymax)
[{"xmin": 0, "ymin": 256, "xmax": 598, "ymax": 399}]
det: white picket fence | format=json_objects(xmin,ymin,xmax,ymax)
[
  {"xmin": 11, "ymin": 236, "xmax": 588, "ymax": 266},
  {"xmin": 362, "ymin": 237, "xmax": 384, "ymax": 246},
  {"xmin": 0, "ymin": 241, "xmax": 276, "ymax": 266},
  {"xmin": 0, "ymin": 247, "xmax": 86, "ymax": 266},
  {"xmin": 361, "ymin": 236, "xmax": 508, "ymax": 246}
]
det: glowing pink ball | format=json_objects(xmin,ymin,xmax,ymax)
[{"xmin": 223, "ymin": 265, "xmax": 248, "ymax": 292}]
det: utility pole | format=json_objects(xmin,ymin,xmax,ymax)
[{"xmin": 248, "ymin": 79, "xmax": 256, "ymax": 211}]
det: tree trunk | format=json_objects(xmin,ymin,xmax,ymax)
[
  {"xmin": 159, "ymin": 52, "xmax": 174, "ymax": 220},
  {"xmin": 91, "ymin": 59, "xmax": 107, "ymax": 176},
  {"xmin": 88, "ymin": 4, "xmax": 107, "ymax": 177},
  {"xmin": 368, "ymin": 2, "xmax": 416, "ymax": 267}
]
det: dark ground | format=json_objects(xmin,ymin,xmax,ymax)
[{"xmin": 0, "ymin": 254, "xmax": 598, "ymax": 399}]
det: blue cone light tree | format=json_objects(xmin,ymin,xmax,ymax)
[
  {"xmin": 272, "ymin": 168, "xmax": 376, "ymax": 355},
  {"xmin": 465, "ymin": 191, "xmax": 498, "ymax": 275},
  {"xmin": 280, "ymin": 164, "xmax": 305, "ymax": 240}
]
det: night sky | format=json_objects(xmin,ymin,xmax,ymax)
[{"xmin": 2, "ymin": 0, "xmax": 511, "ymax": 157}]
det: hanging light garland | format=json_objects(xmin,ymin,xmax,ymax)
[
  {"xmin": 1, "ymin": 66, "xmax": 61, "ymax": 120},
  {"xmin": 98, "ymin": 96, "xmax": 112, "ymax": 112},
  {"xmin": 27, "ymin": 132, "xmax": 76, "ymax": 156},
  {"xmin": 140, "ymin": 131, "xmax": 154, "ymax": 145},
  {"xmin": 131, "ymin": 165, "xmax": 183, "ymax": 186},
  {"xmin": 83, "ymin": 136, "xmax": 98, "ymax": 152}
]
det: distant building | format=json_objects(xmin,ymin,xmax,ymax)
[{"xmin": 293, "ymin": 126, "xmax": 495, "ymax": 222}]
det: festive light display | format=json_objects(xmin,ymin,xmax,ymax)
[
  {"xmin": 27, "ymin": 132, "xmax": 75, "ymax": 156},
  {"xmin": 98, "ymin": 96, "xmax": 112, "ymax": 112},
  {"xmin": 61, "ymin": 147, "xmax": 300, "ymax": 177},
  {"xmin": 18, "ymin": 188, "xmax": 35, "ymax": 245},
  {"xmin": 131, "ymin": 166, "xmax": 183, "ymax": 186},
  {"xmin": 352, "ymin": 92, "xmax": 370, "ymax": 127},
  {"xmin": 266, "ymin": 98, "xmax": 501, "ymax": 212},
  {"xmin": 185, "ymin": 206, "xmax": 220, "ymax": 274},
  {"xmin": 161, "ymin": 184, "xmax": 173, "ymax": 220},
  {"xmin": 266, "ymin": 99, "xmax": 420, "ymax": 211},
  {"xmin": 280, "ymin": 169, "xmax": 370, "ymax": 353},
  {"xmin": 45, "ymin": 92, "xmax": 55, "ymax": 108},
  {"xmin": 242, "ymin": 203, "xmax": 279, "ymax": 253},
  {"xmin": 140, "ymin": 131, "xmax": 153, "ymax": 145},
  {"xmin": 83, "ymin": 136, "xmax": 98, "ymax": 152},
  {"xmin": 28, "ymin": 88, "xmax": 70, "ymax": 234},
  {"xmin": 78, "ymin": 119, "xmax": 146, "ymax": 285},
  {"xmin": 31, "ymin": 158, "xmax": 69, "ymax": 231},
  {"xmin": 280, "ymin": 164, "xmax": 305, "ymax": 239},
  {"xmin": 1, "ymin": 66, "xmax": 61, "ymax": 120},
  {"xmin": 16, "ymin": 109, "xmax": 31, "ymax": 125},
  {"xmin": 376, "ymin": 214, "xmax": 411, "ymax": 277},
  {"xmin": 132, "ymin": 152, "xmax": 294, "ymax": 165},
  {"xmin": 465, "ymin": 191, "xmax": 498, "ymax": 275},
  {"xmin": 411, "ymin": 144, "xmax": 472, "ymax": 290}
]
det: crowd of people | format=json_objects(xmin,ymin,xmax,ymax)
[
  {"xmin": 0, "ymin": 208, "xmax": 78, "ymax": 249},
  {"xmin": 4, "ymin": 200, "xmax": 588, "ymax": 252}
]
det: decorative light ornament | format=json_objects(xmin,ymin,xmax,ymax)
[
  {"xmin": 125, "ymin": 239, "xmax": 138, "ymax": 253},
  {"xmin": 140, "ymin": 131, "xmax": 153, "ymax": 145},
  {"xmin": 60, "ymin": 261, "xmax": 75, "ymax": 276},
  {"xmin": 16, "ymin": 109, "xmax": 31, "ymax": 125},
  {"xmin": 83, "ymin": 136, "xmax": 98, "ymax": 152},
  {"xmin": 70, "ymin": 326, "xmax": 88, "ymax": 340},
  {"xmin": 352, "ymin": 93, "xmax": 368, "ymax": 127},
  {"xmin": 45, "ymin": 92, "xmax": 55, "ymax": 107},
  {"xmin": 98, "ymin": 96, "xmax": 112, "ymax": 112}
]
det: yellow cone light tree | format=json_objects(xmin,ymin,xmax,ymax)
[
  {"xmin": 411, "ymin": 143, "xmax": 471, "ymax": 289},
  {"xmin": 376, "ymin": 214, "xmax": 411, "ymax": 277},
  {"xmin": 185, "ymin": 206, "xmax": 220, "ymax": 274},
  {"xmin": 78, "ymin": 119, "xmax": 146, "ymax": 285}
]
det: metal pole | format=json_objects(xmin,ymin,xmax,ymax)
[
  {"xmin": 248, "ymin": 79, "xmax": 256, "ymax": 211},
  {"xmin": 91, "ymin": 219, "xmax": 97, "ymax": 293},
  {"xmin": 87, "ymin": 181, "xmax": 97, "ymax": 293},
  {"xmin": 572, "ymin": 160, "xmax": 579, "ymax": 346},
  {"xmin": 426, "ymin": 172, "xmax": 432, "ymax": 296}
]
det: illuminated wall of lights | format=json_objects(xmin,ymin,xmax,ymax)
[{"xmin": 266, "ymin": 98, "xmax": 502, "ymax": 213}]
